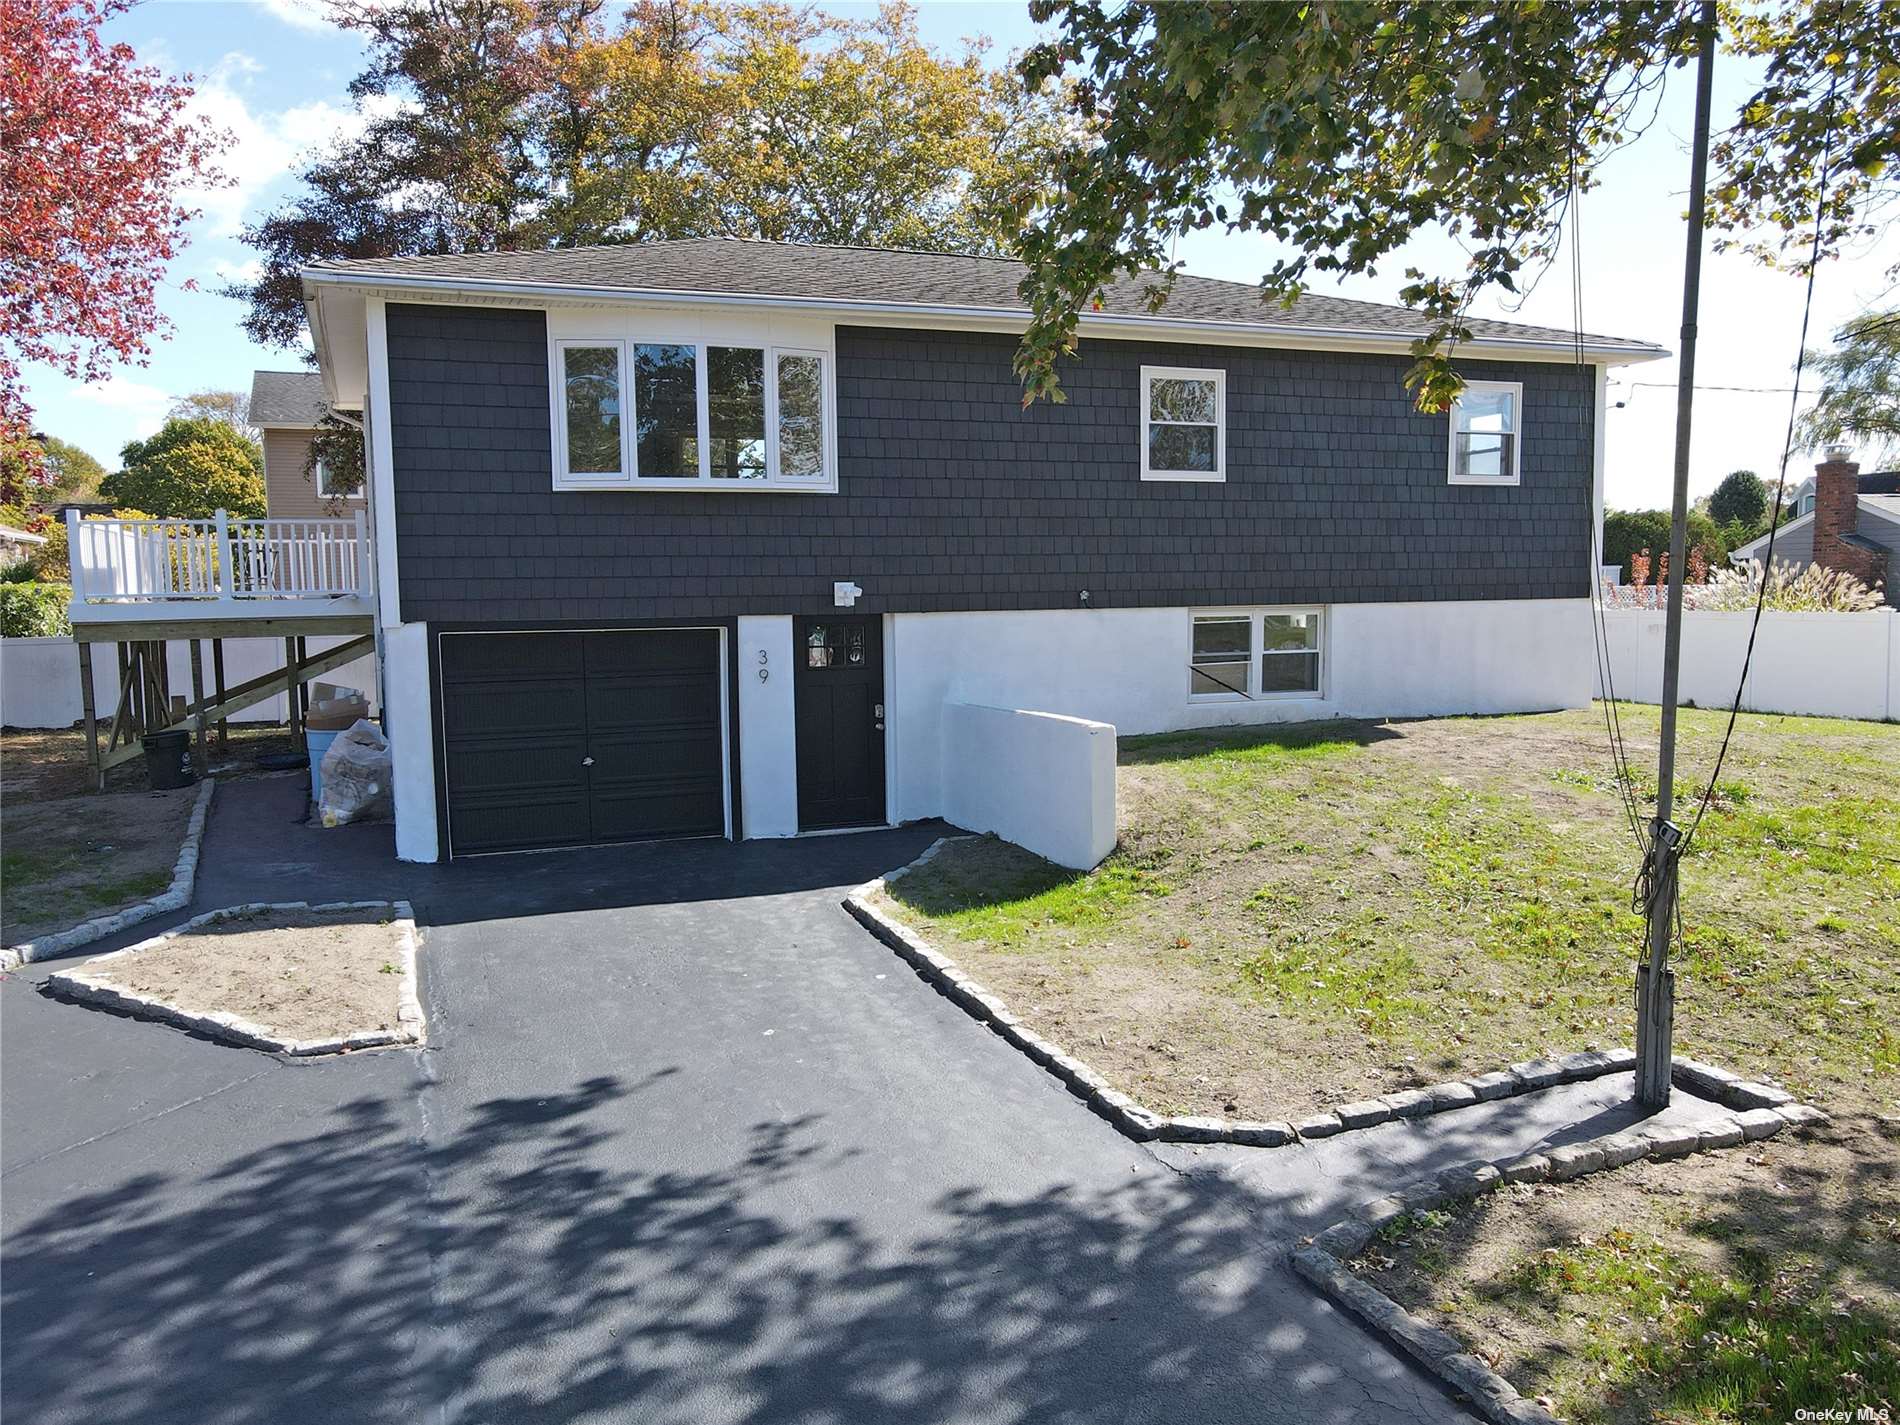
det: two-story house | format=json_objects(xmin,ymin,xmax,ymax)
[
  {"xmin": 249, "ymin": 369, "xmax": 358, "ymax": 517},
  {"xmin": 299, "ymin": 238, "xmax": 1664, "ymax": 861}
]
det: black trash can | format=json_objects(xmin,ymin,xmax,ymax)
[{"xmin": 142, "ymin": 729, "xmax": 195, "ymax": 789}]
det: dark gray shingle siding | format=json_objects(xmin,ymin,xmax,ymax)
[{"xmin": 388, "ymin": 303, "xmax": 1595, "ymax": 622}]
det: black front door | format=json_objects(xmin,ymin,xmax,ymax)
[{"xmin": 794, "ymin": 616, "xmax": 886, "ymax": 830}]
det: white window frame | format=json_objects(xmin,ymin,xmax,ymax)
[
  {"xmin": 314, "ymin": 450, "xmax": 363, "ymax": 500},
  {"xmin": 1447, "ymin": 379, "xmax": 1524, "ymax": 487},
  {"xmin": 1141, "ymin": 365, "xmax": 1226, "ymax": 483},
  {"xmin": 1188, "ymin": 607, "xmax": 1326, "ymax": 702},
  {"xmin": 551, "ymin": 337, "xmax": 634, "ymax": 488},
  {"xmin": 550, "ymin": 333, "xmax": 837, "ymax": 493}
]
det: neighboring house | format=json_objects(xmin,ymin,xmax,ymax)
[
  {"xmin": 1780, "ymin": 469, "xmax": 1900, "ymax": 519},
  {"xmin": 1732, "ymin": 454, "xmax": 1898, "ymax": 606},
  {"xmin": 300, "ymin": 238, "xmax": 1666, "ymax": 862},
  {"xmin": 250, "ymin": 369, "xmax": 359, "ymax": 517}
]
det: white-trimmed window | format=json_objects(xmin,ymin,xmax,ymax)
[
  {"xmin": 555, "ymin": 339, "xmax": 631, "ymax": 485},
  {"xmin": 1448, "ymin": 381, "xmax": 1522, "ymax": 486},
  {"xmin": 1190, "ymin": 614, "xmax": 1253, "ymax": 697},
  {"xmin": 1142, "ymin": 365, "xmax": 1225, "ymax": 482},
  {"xmin": 552, "ymin": 336, "xmax": 834, "ymax": 492},
  {"xmin": 1190, "ymin": 609, "xmax": 1325, "ymax": 700},
  {"xmin": 314, "ymin": 453, "xmax": 362, "ymax": 499}
]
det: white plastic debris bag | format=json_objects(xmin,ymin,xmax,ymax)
[{"xmin": 317, "ymin": 718, "xmax": 393, "ymax": 826}]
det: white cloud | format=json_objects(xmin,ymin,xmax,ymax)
[
  {"xmin": 73, "ymin": 376, "xmax": 174, "ymax": 433},
  {"xmin": 258, "ymin": 0, "xmax": 332, "ymax": 33},
  {"xmin": 212, "ymin": 257, "xmax": 265, "ymax": 284},
  {"xmin": 181, "ymin": 54, "xmax": 377, "ymax": 238}
]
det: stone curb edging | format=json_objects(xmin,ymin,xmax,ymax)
[
  {"xmin": 1289, "ymin": 1085, "xmax": 1830, "ymax": 1425},
  {"xmin": 43, "ymin": 899, "xmax": 426, "ymax": 1057},
  {"xmin": 847, "ymin": 838, "xmax": 1706, "ymax": 1149},
  {"xmin": 2, "ymin": 778, "xmax": 217, "ymax": 972}
]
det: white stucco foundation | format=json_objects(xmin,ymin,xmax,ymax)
[
  {"xmin": 887, "ymin": 599, "xmax": 1592, "ymax": 822},
  {"xmin": 384, "ymin": 622, "xmax": 440, "ymax": 862},
  {"xmin": 736, "ymin": 614, "xmax": 799, "ymax": 837}
]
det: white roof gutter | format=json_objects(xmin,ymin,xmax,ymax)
[{"xmin": 301, "ymin": 267, "xmax": 1670, "ymax": 366}]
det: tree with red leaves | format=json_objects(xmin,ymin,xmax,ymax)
[{"xmin": 0, "ymin": 0, "xmax": 225, "ymax": 487}]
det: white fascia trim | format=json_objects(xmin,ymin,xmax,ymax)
[
  {"xmin": 365, "ymin": 298, "xmax": 402, "ymax": 628},
  {"xmin": 301, "ymin": 269, "xmax": 1670, "ymax": 367}
]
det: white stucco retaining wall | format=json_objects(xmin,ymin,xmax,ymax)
[
  {"xmin": 737, "ymin": 614, "xmax": 798, "ymax": 838},
  {"xmin": 1, "ymin": 635, "xmax": 379, "ymax": 730},
  {"xmin": 1595, "ymin": 608, "xmax": 1897, "ymax": 722},
  {"xmin": 939, "ymin": 702, "xmax": 1117, "ymax": 870},
  {"xmin": 887, "ymin": 599, "xmax": 1591, "ymax": 821}
]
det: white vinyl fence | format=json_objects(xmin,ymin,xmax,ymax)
[
  {"xmin": 1595, "ymin": 608, "xmax": 1898, "ymax": 722},
  {"xmin": 2, "ymin": 635, "xmax": 378, "ymax": 730}
]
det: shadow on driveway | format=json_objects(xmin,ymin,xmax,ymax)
[{"xmin": 3, "ymin": 1069, "xmax": 1457, "ymax": 1425}]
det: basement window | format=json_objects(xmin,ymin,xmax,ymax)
[
  {"xmin": 1190, "ymin": 615, "xmax": 1252, "ymax": 698},
  {"xmin": 1448, "ymin": 381, "xmax": 1522, "ymax": 486},
  {"xmin": 1190, "ymin": 609, "xmax": 1325, "ymax": 700}
]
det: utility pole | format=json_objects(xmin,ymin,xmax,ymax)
[{"xmin": 1636, "ymin": 0, "xmax": 1717, "ymax": 1109}]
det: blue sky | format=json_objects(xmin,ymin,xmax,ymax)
[{"xmin": 23, "ymin": 0, "xmax": 1899, "ymax": 509}]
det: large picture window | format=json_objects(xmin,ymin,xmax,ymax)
[
  {"xmin": 1189, "ymin": 609, "xmax": 1325, "ymax": 700},
  {"xmin": 552, "ymin": 334, "xmax": 834, "ymax": 491},
  {"xmin": 1448, "ymin": 380, "xmax": 1523, "ymax": 486},
  {"xmin": 1142, "ymin": 365, "xmax": 1225, "ymax": 482}
]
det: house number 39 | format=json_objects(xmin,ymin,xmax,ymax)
[{"xmin": 758, "ymin": 649, "xmax": 769, "ymax": 682}]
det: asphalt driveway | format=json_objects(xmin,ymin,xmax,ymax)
[{"xmin": 2, "ymin": 775, "xmax": 1700, "ymax": 1424}]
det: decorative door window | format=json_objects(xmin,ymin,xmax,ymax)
[{"xmin": 805, "ymin": 623, "xmax": 866, "ymax": 669}]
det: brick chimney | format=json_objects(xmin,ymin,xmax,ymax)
[{"xmin": 1810, "ymin": 445, "xmax": 1889, "ymax": 593}]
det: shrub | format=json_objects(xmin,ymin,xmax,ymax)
[
  {"xmin": 1689, "ymin": 559, "xmax": 1885, "ymax": 612},
  {"xmin": 0, "ymin": 581, "xmax": 72, "ymax": 636}
]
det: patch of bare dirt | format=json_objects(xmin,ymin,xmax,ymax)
[
  {"xmin": 81, "ymin": 907, "xmax": 411, "ymax": 1042},
  {"xmin": 1, "ymin": 725, "xmax": 303, "ymax": 801},
  {"xmin": 3, "ymin": 787, "xmax": 194, "ymax": 946}
]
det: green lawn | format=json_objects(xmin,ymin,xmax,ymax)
[{"xmin": 878, "ymin": 704, "xmax": 1900, "ymax": 1120}]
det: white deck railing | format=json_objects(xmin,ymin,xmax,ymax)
[{"xmin": 68, "ymin": 509, "xmax": 374, "ymax": 607}]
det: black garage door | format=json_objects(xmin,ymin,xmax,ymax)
[{"xmin": 439, "ymin": 629, "xmax": 725, "ymax": 855}]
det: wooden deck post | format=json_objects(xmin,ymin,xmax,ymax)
[
  {"xmin": 189, "ymin": 639, "xmax": 209, "ymax": 777},
  {"xmin": 285, "ymin": 637, "xmax": 304, "ymax": 750},
  {"xmin": 77, "ymin": 641, "xmax": 102, "ymax": 792},
  {"xmin": 212, "ymin": 638, "xmax": 228, "ymax": 745}
]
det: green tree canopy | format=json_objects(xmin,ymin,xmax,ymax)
[
  {"xmin": 1796, "ymin": 308, "xmax": 1900, "ymax": 461},
  {"xmin": 104, "ymin": 417, "xmax": 266, "ymax": 518},
  {"xmin": 230, "ymin": 0, "xmax": 1064, "ymax": 347},
  {"xmin": 1604, "ymin": 508, "xmax": 1732, "ymax": 583},
  {"xmin": 1708, "ymin": 469, "xmax": 1768, "ymax": 530},
  {"xmin": 1014, "ymin": 1, "xmax": 1900, "ymax": 407}
]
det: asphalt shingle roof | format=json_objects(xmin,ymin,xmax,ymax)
[
  {"xmin": 249, "ymin": 369, "xmax": 327, "ymax": 427},
  {"xmin": 305, "ymin": 238, "xmax": 1656, "ymax": 353}
]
